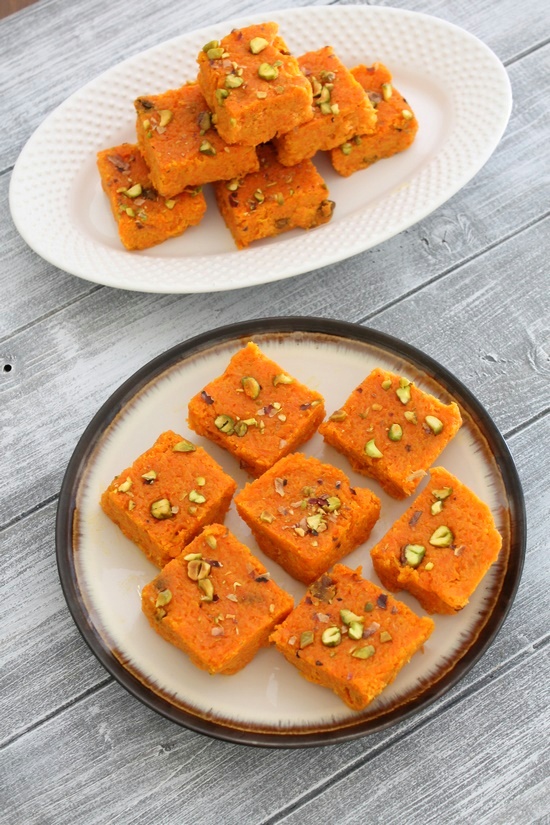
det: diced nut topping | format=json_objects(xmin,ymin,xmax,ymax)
[
  {"xmin": 242, "ymin": 375, "xmax": 261, "ymax": 399},
  {"xmin": 364, "ymin": 439, "xmax": 383, "ymax": 458},
  {"xmin": 249, "ymin": 37, "xmax": 269, "ymax": 54},
  {"xmin": 158, "ymin": 110, "xmax": 173, "ymax": 128},
  {"xmin": 433, "ymin": 487, "xmax": 453, "ymax": 501},
  {"xmin": 341, "ymin": 142, "xmax": 352, "ymax": 155},
  {"xmin": 300, "ymin": 630, "xmax": 314, "ymax": 649},
  {"xmin": 321, "ymin": 626, "xmax": 341, "ymax": 647},
  {"xmin": 431, "ymin": 500, "xmax": 444, "ymax": 515},
  {"xmin": 225, "ymin": 75, "xmax": 244, "ymax": 89},
  {"xmin": 117, "ymin": 477, "xmax": 132, "ymax": 493},
  {"xmin": 173, "ymin": 439, "xmax": 196, "ymax": 452},
  {"xmin": 403, "ymin": 544, "xmax": 426, "ymax": 567},
  {"xmin": 381, "ymin": 82, "xmax": 393, "ymax": 101},
  {"xmin": 204, "ymin": 534, "xmax": 217, "ymax": 550},
  {"xmin": 340, "ymin": 609, "xmax": 363, "ymax": 626},
  {"xmin": 396, "ymin": 379, "xmax": 411, "ymax": 405},
  {"xmin": 388, "ymin": 424, "xmax": 403, "ymax": 441},
  {"xmin": 380, "ymin": 630, "xmax": 392, "ymax": 643},
  {"xmin": 352, "ymin": 644, "xmax": 375, "ymax": 659},
  {"xmin": 188, "ymin": 489, "xmax": 206, "ymax": 504},
  {"xmin": 273, "ymin": 373, "xmax": 293, "ymax": 386},
  {"xmin": 260, "ymin": 510, "xmax": 275, "ymax": 523},
  {"xmin": 402, "ymin": 109, "xmax": 413, "ymax": 120},
  {"xmin": 429, "ymin": 526, "xmax": 454, "ymax": 547},
  {"xmin": 425, "ymin": 415, "xmax": 444, "ymax": 434},
  {"xmin": 141, "ymin": 470, "xmax": 157, "ymax": 482},
  {"xmin": 425, "ymin": 561, "xmax": 434, "ymax": 571},
  {"xmin": 150, "ymin": 498, "xmax": 173, "ymax": 519},
  {"xmin": 381, "ymin": 378, "xmax": 392, "ymax": 390},
  {"xmin": 258, "ymin": 62, "xmax": 279, "ymax": 81},
  {"xmin": 329, "ymin": 409, "xmax": 347, "ymax": 422},
  {"xmin": 198, "ymin": 578, "xmax": 214, "ymax": 602},
  {"xmin": 187, "ymin": 559, "xmax": 212, "ymax": 581},
  {"xmin": 404, "ymin": 411, "xmax": 417, "ymax": 424},
  {"xmin": 155, "ymin": 589, "xmax": 172, "ymax": 607},
  {"xmin": 214, "ymin": 414, "xmax": 234, "ymax": 434}
]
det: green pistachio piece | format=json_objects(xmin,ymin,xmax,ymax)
[
  {"xmin": 225, "ymin": 74, "xmax": 243, "ymax": 89},
  {"xmin": 402, "ymin": 109, "xmax": 414, "ymax": 120},
  {"xmin": 403, "ymin": 544, "xmax": 426, "ymax": 567},
  {"xmin": 187, "ymin": 559, "xmax": 211, "ymax": 581},
  {"xmin": 433, "ymin": 487, "xmax": 453, "ymax": 500},
  {"xmin": 319, "ymin": 102, "xmax": 332, "ymax": 115},
  {"xmin": 364, "ymin": 602, "xmax": 374, "ymax": 612},
  {"xmin": 158, "ymin": 109, "xmax": 173, "ymax": 128},
  {"xmin": 215, "ymin": 88, "xmax": 229, "ymax": 105},
  {"xmin": 214, "ymin": 414, "xmax": 234, "ymax": 434},
  {"xmin": 381, "ymin": 82, "xmax": 393, "ymax": 100},
  {"xmin": 306, "ymin": 513, "xmax": 326, "ymax": 532},
  {"xmin": 381, "ymin": 378, "xmax": 392, "ymax": 390},
  {"xmin": 150, "ymin": 498, "xmax": 173, "ymax": 519},
  {"xmin": 425, "ymin": 415, "xmax": 444, "ymax": 434},
  {"xmin": 396, "ymin": 384, "xmax": 411, "ymax": 404},
  {"xmin": 196, "ymin": 477, "xmax": 206, "ymax": 487},
  {"xmin": 431, "ymin": 500, "xmax": 444, "ymax": 515},
  {"xmin": 321, "ymin": 626, "xmax": 341, "ymax": 647},
  {"xmin": 341, "ymin": 142, "xmax": 352, "ymax": 155},
  {"xmin": 348, "ymin": 621, "xmax": 364, "ymax": 641},
  {"xmin": 380, "ymin": 630, "xmax": 392, "ymax": 643},
  {"xmin": 141, "ymin": 470, "xmax": 157, "ymax": 482},
  {"xmin": 202, "ymin": 40, "xmax": 219, "ymax": 53},
  {"xmin": 340, "ymin": 609, "xmax": 363, "ymax": 626},
  {"xmin": 388, "ymin": 424, "xmax": 403, "ymax": 441},
  {"xmin": 198, "ymin": 578, "xmax": 214, "ymax": 601},
  {"xmin": 352, "ymin": 644, "xmax": 375, "ymax": 659},
  {"xmin": 425, "ymin": 561, "xmax": 435, "ymax": 571},
  {"xmin": 249, "ymin": 36, "xmax": 269, "ymax": 54},
  {"xmin": 258, "ymin": 62, "xmax": 279, "ymax": 81},
  {"xmin": 199, "ymin": 140, "xmax": 216, "ymax": 156},
  {"xmin": 188, "ymin": 489, "xmax": 206, "ymax": 504},
  {"xmin": 155, "ymin": 589, "xmax": 172, "ymax": 607},
  {"xmin": 273, "ymin": 373, "xmax": 293, "ymax": 386},
  {"xmin": 207, "ymin": 47, "xmax": 224, "ymax": 59},
  {"xmin": 300, "ymin": 630, "xmax": 314, "ymax": 649},
  {"xmin": 429, "ymin": 526, "xmax": 454, "ymax": 547},
  {"xmin": 329, "ymin": 409, "xmax": 347, "ymax": 422},
  {"xmin": 204, "ymin": 534, "xmax": 217, "ymax": 550},
  {"xmin": 330, "ymin": 103, "xmax": 340, "ymax": 115},
  {"xmin": 234, "ymin": 421, "xmax": 248, "ymax": 437},
  {"xmin": 324, "ymin": 496, "xmax": 341, "ymax": 513},
  {"xmin": 165, "ymin": 199, "xmax": 176, "ymax": 210},
  {"xmin": 124, "ymin": 183, "xmax": 142, "ymax": 198},
  {"xmin": 260, "ymin": 510, "xmax": 275, "ymax": 523},
  {"xmin": 404, "ymin": 410, "xmax": 417, "ymax": 424},
  {"xmin": 173, "ymin": 439, "xmax": 196, "ymax": 452},
  {"xmin": 117, "ymin": 477, "xmax": 132, "ymax": 493},
  {"xmin": 183, "ymin": 552, "xmax": 202, "ymax": 561},
  {"xmin": 365, "ymin": 439, "xmax": 383, "ymax": 458},
  {"xmin": 242, "ymin": 375, "xmax": 261, "ymax": 398}
]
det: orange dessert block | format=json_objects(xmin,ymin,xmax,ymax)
[
  {"xmin": 319, "ymin": 368, "xmax": 462, "ymax": 499},
  {"xmin": 270, "ymin": 564, "xmax": 434, "ymax": 710},
  {"xmin": 214, "ymin": 143, "xmax": 334, "ymax": 248},
  {"xmin": 235, "ymin": 453, "xmax": 381, "ymax": 584},
  {"xmin": 188, "ymin": 341, "xmax": 325, "ymax": 476},
  {"xmin": 141, "ymin": 524, "xmax": 294, "ymax": 675},
  {"xmin": 273, "ymin": 46, "xmax": 377, "ymax": 166},
  {"xmin": 197, "ymin": 22, "xmax": 313, "ymax": 146},
  {"xmin": 370, "ymin": 467, "xmax": 502, "ymax": 614},
  {"xmin": 330, "ymin": 63, "xmax": 418, "ymax": 177},
  {"xmin": 100, "ymin": 430, "xmax": 236, "ymax": 568},
  {"xmin": 134, "ymin": 84, "xmax": 259, "ymax": 198},
  {"xmin": 96, "ymin": 144, "xmax": 206, "ymax": 250}
]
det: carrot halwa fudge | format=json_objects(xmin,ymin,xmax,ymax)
[
  {"xmin": 270, "ymin": 564, "xmax": 434, "ymax": 710},
  {"xmin": 100, "ymin": 430, "xmax": 236, "ymax": 568},
  {"xmin": 370, "ymin": 466, "xmax": 502, "ymax": 614},
  {"xmin": 134, "ymin": 84, "xmax": 259, "ymax": 198},
  {"xmin": 319, "ymin": 367, "xmax": 462, "ymax": 499},
  {"xmin": 235, "ymin": 453, "xmax": 381, "ymax": 584},
  {"xmin": 330, "ymin": 62, "xmax": 418, "ymax": 177},
  {"xmin": 96, "ymin": 144, "xmax": 206, "ymax": 250},
  {"xmin": 273, "ymin": 46, "xmax": 377, "ymax": 166},
  {"xmin": 213, "ymin": 143, "xmax": 334, "ymax": 248},
  {"xmin": 188, "ymin": 342, "xmax": 326, "ymax": 476},
  {"xmin": 141, "ymin": 524, "xmax": 294, "ymax": 675},
  {"xmin": 197, "ymin": 22, "xmax": 313, "ymax": 146}
]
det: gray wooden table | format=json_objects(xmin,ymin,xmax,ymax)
[{"xmin": 1, "ymin": 0, "xmax": 549, "ymax": 822}]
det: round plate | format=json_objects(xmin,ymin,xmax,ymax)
[
  {"xmin": 56, "ymin": 318, "xmax": 525, "ymax": 747},
  {"xmin": 11, "ymin": 6, "xmax": 512, "ymax": 293}
]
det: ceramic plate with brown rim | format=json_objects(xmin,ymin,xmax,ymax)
[{"xmin": 56, "ymin": 318, "xmax": 525, "ymax": 747}]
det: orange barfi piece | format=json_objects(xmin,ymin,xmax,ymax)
[
  {"xmin": 100, "ymin": 430, "xmax": 236, "ymax": 568},
  {"xmin": 96, "ymin": 144, "xmax": 206, "ymax": 250},
  {"xmin": 134, "ymin": 84, "xmax": 259, "ymax": 198},
  {"xmin": 273, "ymin": 47, "xmax": 377, "ymax": 166},
  {"xmin": 197, "ymin": 22, "xmax": 313, "ymax": 146},
  {"xmin": 235, "ymin": 453, "xmax": 381, "ymax": 584},
  {"xmin": 330, "ymin": 63, "xmax": 418, "ymax": 177},
  {"xmin": 270, "ymin": 564, "xmax": 434, "ymax": 710},
  {"xmin": 141, "ymin": 524, "xmax": 294, "ymax": 675},
  {"xmin": 370, "ymin": 467, "xmax": 502, "ymax": 614},
  {"xmin": 319, "ymin": 368, "xmax": 462, "ymax": 499},
  {"xmin": 214, "ymin": 143, "xmax": 334, "ymax": 248},
  {"xmin": 187, "ymin": 342, "xmax": 325, "ymax": 476}
]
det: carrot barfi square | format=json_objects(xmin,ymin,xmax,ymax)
[
  {"xmin": 330, "ymin": 63, "xmax": 418, "ymax": 177},
  {"xmin": 370, "ymin": 467, "xmax": 502, "ymax": 614},
  {"xmin": 319, "ymin": 367, "xmax": 462, "ymax": 499},
  {"xmin": 235, "ymin": 453, "xmax": 381, "ymax": 584},
  {"xmin": 196, "ymin": 22, "xmax": 313, "ymax": 146},
  {"xmin": 270, "ymin": 564, "xmax": 434, "ymax": 710},
  {"xmin": 273, "ymin": 46, "xmax": 377, "ymax": 166},
  {"xmin": 134, "ymin": 84, "xmax": 259, "ymax": 198},
  {"xmin": 187, "ymin": 342, "xmax": 326, "ymax": 476},
  {"xmin": 100, "ymin": 430, "xmax": 236, "ymax": 568},
  {"xmin": 213, "ymin": 143, "xmax": 334, "ymax": 248},
  {"xmin": 141, "ymin": 524, "xmax": 294, "ymax": 675},
  {"xmin": 96, "ymin": 144, "xmax": 206, "ymax": 250}
]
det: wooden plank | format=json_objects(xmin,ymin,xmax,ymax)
[
  {"xmin": 2, "ymin": 42, "xmax": 549, "ymax": 343},
  {"xmin": 1, "ymin": 212, "xmax": 548, "ymax": 528},
  {"xmin": 1, "ymin": 407, "xmax": 546, "ymax": 758}
]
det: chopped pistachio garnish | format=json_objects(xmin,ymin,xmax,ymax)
[
  {"xmin": 330, "ymin": 103, "xmax": 340, "ymax": 115},
  {"xmin": 319, "ymin": 102, "xmax": 332, "ymax": 115},
  {"xmin": 275, "ymin": 193, "xmax": 284, "ymax": 205},
  {"xmin": 234, "ymin": 421, "xmax": 248, "ymax": 437},
  {"xmin": 306, "ymin": 513, "xmax": 326, "ymax": 532},
  {"xmin": 260, "ymin": 510, "xmax": 275, "ymax": 523},
  {"xmin": 198, "ymin": 578, "xmax": 214, "ymax": 602},
  {"xmin": 258, "ymin": 62, "xmax": 279, "ymax": 81},
  {"xmin": 173, "ymin": 439, "xmax": 196, "ymax": 452},
  {"xmin": 142, "ymin": 119, "xmax": 150, "ymax": 130},
  {"xmin": 273, "ymin": 373, "xmax": 293, "ymax": 386},
  {"xmin": 425, "ymin": 415, "xmax": 444, "ymax": 434},
  {"xmin": 124, "ymin": 183, "xmax": 142, "ymax": 199},
  {"xmin": 214, "ymin": 414, "xmax": 234, "ymax": 434},
  {"xmin": 158, "ymin": 109, "xmax": 173, "ymax": 128},
  {"xmin": 226, "ymin": 179, "xmax": 239, "ymax": 191},
  {"xmin": 300, "ymin": 630, "xmax": 314, "ymax": 648},
  {"xmin": 348, "ymin": 622, "xmax": 364, "ymax": 641},
  {"xmin": 429, "ymin": 526, "xmax": 454, "ymax": 547},
  {"xmin": 381, "ymin": 378, "xmax": 392, "ymax": 390},
  {"xmin": 165, "ymin": 199, "xmax": 176, "ymax": 210},
  {"xmin": 253, "ymin": 189, "xmax": 265, "ymax": 203},
  {"xmin": 380, "ymin": 630, "xmax": 392, "ymax": 643},
  {"xmin": 325, "ymin": 496, "xmax": 341, "ymax": 513},
  {"xmin": 340, "ymin": 609, "xmax": 363, "ymax": 626},
  {"xmin": 150, "ymin": 498, "xmax": 173, "ymax": 519},
  {"xmin": 364, "ymin": 602, "xmax": 374, "ymax": 612},
  {"xmin": 249, "ymin": 36, "xmax": 269, "ymax": 54},
  {"xmin": 381, "ymin": 82, "xmax": 393, "ymax": 101},
  {"xmin": 188, "ymin": 489, "xmax": 206, "ymax": 504},
  {"xmin": 352, "ymin": 644, "xmax": 375, "ymax": 659},
  {"xmin": 341, "ymin": 142, "xmax": 352, "ymax": 155},
  {"xmin": 225, "ymin": 74, "xmax": 243, "ymax": 89},
  {"xmin": 196, "ymin": 477, "xmax": 206, "ymax": 487},
  {"xmin": 199, "ymin": 140, "xmax": 216, "ymax": 156},
  {"xmin": 124, "ymin": 207, "xmax": 135, "ymax": 217},
  {"xmin": 403, "ymin": 543, "xmax": 426, "ymax": 567},
  {"xmin": 198, "ymin": 111, "xmax": 211, "ymax": 132},
  {"xmin": 204, "ymin": 534, "xmax": 217, "ymax": 550},
  {"xmin": 128, "ymin": 500, "xmax": 136, "ymax": 511},
  {"xmin": 396, "ymin": 380, "xmax": 411, "ymax": 404},
  {"xmin": 207, "ymin": 47, "xmax": 224, "ymax": 59},
  {"xmin": 256, "ymin": 90, "xmax": 268, "ymax": 99},
  {"xmin": 433, "ymin": 487, "xmax": 453, "ymax": 501},
  {"xmin": 188, "ymin": 505, "xmax": 198, "ymax": 515},
  {"xmin": 431, "ymin": 500, "xmax": 444, "ymax": 515},
  {"xmin": 388, "ymin": 424, "xmax": 403, "ymax": 441},
  {"xmin": 202, "ymin": 39, "xmax": 219, "ymax": 52},
  {"xmin": 187, "ymin": 558, "xmax": 211, "ymax": 581},
  {"xmin": 321, "ymin": 626, "xmax": 341, "ymax": 646},
  {"xmin": 215, "ymin": 89, "xmax": 229, "ymax": 105},
  {"xmin": 425, "ymin": 561, "xmax": 435, "ymax": 571},
  {"xmin": 155, "ymin": 589, "xmax": 172, "ymax": 607},
  {"xmin": 329, "ymin": 409, "xmax": 347, "ymax": 422},
  {"xmin": 365, "ymin": 439, "xmax": 383, "ymax": 458},
  {"xmin": 141, "ymin": 470, "xmax": 157, "ymax": 482},
  {"xmin": 402, "ymin": 109, "xmax": 413, "ymax": 120},
  {"xmin": 184, "ymin": 552, "xmax": 202, "ymax": 561},
  {"xmin": 404, "ymin": 410, "xmax": 417, "ymax": 424},
  {"xmin": 117, "ymin": 477, "xmax": 132, "ymax": 493}
]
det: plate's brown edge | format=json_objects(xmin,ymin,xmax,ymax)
[{"xmin": 57, "ymin": 317, "xmax": 525, "ymax": 748}]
